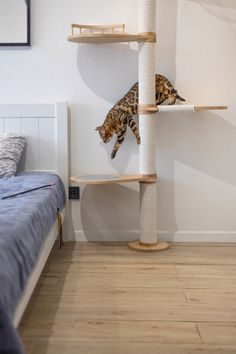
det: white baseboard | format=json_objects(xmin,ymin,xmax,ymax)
[
  {"xmin": 73, "ymin": 231, "xmax": 139, "ymax": 242},
  {"xmin": 73, "ymin": 230, "xmax": 236, "ymax": 243},
  {"xmin": 158, "ymin": 231, "xmax": 236, "ymax": 243}
]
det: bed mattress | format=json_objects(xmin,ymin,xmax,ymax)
[{"xmin": 0, "ymin": 172, "xmax": 65, "ymax": 317}]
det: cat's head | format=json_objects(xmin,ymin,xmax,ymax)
[{"xmin": 95, "ymin": 124, "xmax": 114, "ymax": 143}]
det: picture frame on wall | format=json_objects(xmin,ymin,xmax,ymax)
[{"xmin": 0, "ymin": 0, "xmax": 30, "ymax": 47}]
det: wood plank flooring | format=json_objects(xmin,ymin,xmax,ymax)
[{"xmin": 19, "ymin": 242, "xmax": 236, "ymax": 354}]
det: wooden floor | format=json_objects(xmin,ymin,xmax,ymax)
[{"xmin": 19, "ymin": 242, "xmax": 236, "ymax": 354}]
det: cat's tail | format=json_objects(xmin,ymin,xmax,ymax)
[{"xmin": 176, "ymin": 94, "xmax": 186, "ymax": 102}]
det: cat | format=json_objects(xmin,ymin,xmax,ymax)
[{"xmin": 96, "ymin": 74, "xmax": 185, "ymax": 159}]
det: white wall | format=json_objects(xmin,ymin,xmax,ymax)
[{"xmin": 0, "ymin": 0, "xmax": 236, "ymax": 242}]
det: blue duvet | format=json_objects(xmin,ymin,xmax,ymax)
[
  {"xmin": 0, "ymin": 172, "xmax": 65, "ymax": 353},
  {"xmin": 0, "ymin": 172, "xmax": 65, "ymax": 317}
]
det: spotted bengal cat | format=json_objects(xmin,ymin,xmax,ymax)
[{"xmin": 96, "ymin": 74, "xmax": 185, "ymax": 159}]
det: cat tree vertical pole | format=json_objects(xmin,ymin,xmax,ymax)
[{"xmin": 128, "ymin": 0, "xmax": 169, "ymax": 252}]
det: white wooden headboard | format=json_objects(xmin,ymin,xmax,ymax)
[{"xmin": 0, "ymin": 102, "xmax": 68, "ymax": 193}]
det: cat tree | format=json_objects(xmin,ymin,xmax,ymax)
[
  {"xmin": 68, "ymin": 0, "xmax": 227, "ymax": 252},
  {"xmin": 129, "ymin": 0, "xmax": 169, "ymax": 251}
]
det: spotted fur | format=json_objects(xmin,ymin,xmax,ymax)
[{"xmin": 96, "ymin": 74, "xmax": 185, "ymax": 159}]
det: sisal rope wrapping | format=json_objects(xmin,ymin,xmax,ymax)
[
  {"xmin": 158, "ymin": 105, "xmax": 195, "ymax": 113},
  {"xmin": 139, "ymin": 43, "xmax": 156, "ymax": 104},
  {"xmin": 138, "ymin": 0, "xmax": 157, "ymax": 245},
  {"xmin": 139, "ymin": 0, "xmax": 156, "ymax": 174},
  {"xmin": 139, "ymin": 115, "xmax": 156, "ymax": 174},
  {"xmin": 140, "ymin": 182, "xmax": 157, "ymax": 244},
  {"xmin": 139, "ymin": 0, "xmax": 156, "ymax": 33}
]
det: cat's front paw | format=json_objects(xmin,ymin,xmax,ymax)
[
  {"xmin": 137, "ymin": 137, "xmax": 141, "ymax": 144},
  {"xmin": 111, "ymin": 151, "xmax": 116, "ymax": 159}
]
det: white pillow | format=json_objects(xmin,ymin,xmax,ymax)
[{"xmin": 0, "ymin": 134, "xmax": 26, "ymax": 178}]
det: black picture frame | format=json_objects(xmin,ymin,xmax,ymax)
[{"xmin": 0, "ymin": 0, "xmax": 30, "ymax": 47}]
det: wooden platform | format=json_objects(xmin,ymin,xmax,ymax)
[
  {"xmin": 192, "ymin": 105, "xmax": 228, "ymax": 111},
  {"xmin": 67, "ymin": 32, "xmax": 155, "ymax": 44},
  {"xmin": 19, "ymin": 242, "xmax": 236, "ymax": 354},
  {"xmin": 70, "ymin": 174, "xmax": 157, "ymax": 185},
  {"xmin": 68, "ymin": 23, "xmax": 155, "ymax": 44}
]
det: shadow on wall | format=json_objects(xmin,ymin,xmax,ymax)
[
  {"xmin": 77, "ymin": 44, "xmax": 138, "ymax": 104},
  {"xmin": 158, "ymin": 111, "xmax": 236, "ymax": 187},
  {"xmin": 76, "ymin": 0, "xmax": 179, "ymax": 102},
  {"xmin": 76, "ymin": 44, "xmax": 140, "ymax": 173},
  {"xmin": 156, "ymin": 110, "xmax": 236, "ymax": 235},
  {"xmin": 80, "ymin": 184, "xmax": 139, "ymax": 241},
  {"xmin": 98, "ymin": 127, "xmax": 140, "ymax": 174},
  {"xmin": 189, "ymin": 0, "xmax": 236, "ymax": 22}
]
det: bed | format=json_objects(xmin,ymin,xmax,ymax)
[{"xmin": 0, "ymin": 103, "xmax": 68, "ymax": 352}]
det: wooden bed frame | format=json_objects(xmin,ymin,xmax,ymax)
[{"xmin": 0, "ymin": 102, "xmax": 68, "ymax": 327}]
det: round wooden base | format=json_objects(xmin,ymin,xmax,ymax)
[{"xmin": 128, "ymin": 241, "xmax": 170, "ymax": 252}]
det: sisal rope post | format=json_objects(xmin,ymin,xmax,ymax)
[
  {"xmin": 140, "ymin": 182, "xmax": 157, "ymax": 244},
  {"xmin": 139, "ymin": 0, "xmax": 156, "ymax": 177},
  {"xmin": 139, "ymin": 0, "xmax": 156, "ymax": 247},
  {"xmin": 128, "ymin": 0, "xmax": 169, "ymax": 252}
]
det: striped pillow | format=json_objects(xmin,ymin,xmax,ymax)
[{"xmin": 0, "ymin": 134, "xmax": 26, "ymax": 178}]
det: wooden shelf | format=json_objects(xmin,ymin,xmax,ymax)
[
  {"xmin": 70, "ymin": 174, "xmax": 157, "ymax": 185},
  {"xmin": 142, "ymin": 105, "xmax": 228, "ymax": 114},
  {"xmin": 68, "ymin": 23, "xmax": 155, "ymax": 44},
  {"xmin": 67, "ymin": 32, "xmax": 155, "ymax": 44},
  {"xmin": 192, "ymin": 106, "xmax": 228, "ymax": 111}
]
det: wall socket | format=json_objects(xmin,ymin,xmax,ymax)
[{"xmin": 69, "ymin": 186, "xmax": 80, "ymax": 200}]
